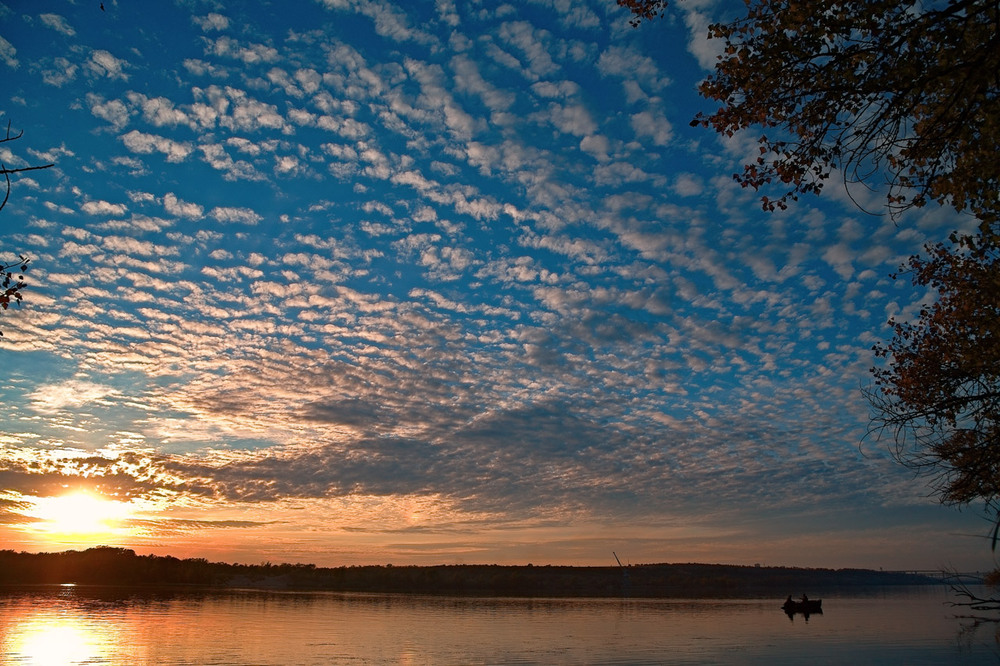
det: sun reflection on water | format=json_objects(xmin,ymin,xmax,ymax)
[
  {"xmin": 5, "ymin": 614, "xmax": 107, "ymax": 665},
  {"xmin": 0, "ymin": 589, "xmax": 155, "ymax": 666}
]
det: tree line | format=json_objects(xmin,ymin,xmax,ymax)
[{"xmin": 0, "ymin": 547, "xmax": 940, "ymax": 598}]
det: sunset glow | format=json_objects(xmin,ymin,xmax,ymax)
[{"xmin": 25, "ymin": 493, "xmax": 134, "ymax": 541}]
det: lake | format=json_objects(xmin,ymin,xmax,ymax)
[{"xmin": 0, "ymin": 585, "xmax": 996, "ymax": 664}]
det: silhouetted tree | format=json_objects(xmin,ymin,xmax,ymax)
[
  {"xmin": 619, "ymin": 0, "xmax": 1000, "ymax": 223},
  {"xmin": 866, "ymin": 230, "xmax": 1000, "ymax": 542},
  {"xmin": 0, "ymin": 255, "xmax": 29, "ymax": 325}
]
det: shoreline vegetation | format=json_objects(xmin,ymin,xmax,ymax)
[{"xmin": 0, "ymin": 547, "xmax": 948, "ymax": 598}]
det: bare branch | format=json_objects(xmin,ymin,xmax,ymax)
[
  {"xmin": 0, "ymin": 120, "xmax": 49, "ymax": 335},
  {"xmin": 0, "ymin": 120, "xmax": 55, "ymax": 213}
]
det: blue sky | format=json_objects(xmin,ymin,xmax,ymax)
[{"xmin": 0, "ymin": 0, "xmax": 991, "ymax": 570}]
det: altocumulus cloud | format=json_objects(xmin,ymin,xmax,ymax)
[{"xmin": 0, "ymin": 0, "xmax": 987, "ymax": 569}]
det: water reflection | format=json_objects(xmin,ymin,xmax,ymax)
[
  {"xmin": 0, "ymin": 586, "xmax": 142, "ymax": 665},
  {"xmin": 8, "ymin": 616, "xmax": 106, "ymax": 665},
  {"xmin": 955, "ymin": 614, "xmax": 1000, "ymax": 651},
  {"xmin": 0, "ymin": 585, "xmax": 996, "ymax": 665}
]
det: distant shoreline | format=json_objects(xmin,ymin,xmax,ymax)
[{"xmin": 0, "ymin": 547, "xmax": 951, "ymax": 598}]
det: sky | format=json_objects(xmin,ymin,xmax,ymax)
[{"xmin": 0, "ymin": 0, "xmax": 992, "ymax": 572}]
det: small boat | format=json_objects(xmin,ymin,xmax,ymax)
[{"xmin": 782, "ymin": 598, "xmax": 822, "ymax": 614}]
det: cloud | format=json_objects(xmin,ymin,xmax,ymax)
[
  {"xmin": 182, "ymin": 58, "xmax": 229, "ymax": 78},
  {"xmin": 547, "ymin": 103, "xmax": 597, "ymax": 137},
  {"xmin": 823, "ymin": 243, "xmax": 855, "ymax": 280},
  {"xmin": 682, "ymin": 6, "xmax": 723, "ymax": 71},
  {"xmin": 198, "ymin": 143, "xmax": 265, "ymax": 181},
  {"xmin": 190, "ymin": 85, "xmax": 289, "ymax": 133},
  {"xmin": 88, "ymin": 49, "xmax": 129, "ymax": 80},
  {"xmin": 163, "ymin": 193, "xmax": 204, "ymax": 219},
  {"xmin": 128, "ymin": 93, "xmax": 196, "ymax": 129},
  {"xmin": 450, "ymin": 54, "xmax": 515, "ymax": 112},
  {"xmin": 534, "ymin": 0, "xmax": 601, "ymax": 30},
  {"xmin": 630, "ymin": 110, "xmax": 673, "ymax": 146},
  {"xmin": 87, "ymin": 93, "xmax": 131, "ymax": 130},
  {"xmin": 672, "ymin": 173, "xmax": 704, "ymax": 197},
  {"xmin": 81, "ymin": 200, "xmax": 128, "ymax": 216},
  {"xmin": 210, "ymin": 206, "xmax": 262, "ymax": 225},
  {"xmin": 579, "ymin": 134, "xmax": 610, "ymax": 161},
  {"xmin": 301, "ymin": 398, "xmax": 383, "ymax": 428},
  {"xmin": 207, "ymin": 36, "xmax": 279, "ymax": 65},
  {"xmin": 0, "ymin": 36, "xmax": 16, "ymax": 68},
  {"xmin": 39, "ymin": 13, "xmax": 75, "ymax": 36},
  {"xmin": 274, "ymin": 154, "xmax": 305, "ymax": 176},
  {"xmin": 497, "ymin": 21, "xmax": 560, "ymax": 80},
  {"xmin": 597, "ymin": 45, "xmax": 671, "ymax": 99},
  {"xmin": 41, "ymin": 57, "xmax": 78, "ymax": 86},
  {"xmin": 29, "ymin": 143, "xmax": 74, "ymax": 163},
  {"xmin": 193, "ymin": 13, "xmax": 230, "ymax": 32},
  {"xmin": 112, "ymin": 156, "xmax": 149, "ymax": 176},
  {"xmin": 29, "ymin": 380, "xmax": 119, "ymax": 413},
  {"xmin": 103, "ymin": 235, "xmax": 178, "ymax": 258},
  {"xmin": 317, "ymin": 0, "xmax": 437, "ymax": 45},
  {"xmin": 120, "ymin": 130, "xmax": 194, "ymax": 162}
]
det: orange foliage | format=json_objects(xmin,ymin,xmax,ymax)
[
  {"xmin": 621, "ymin": 0, "xmax": 1000, "ymax": 223},
  {"xmin": 868, "ymin": 230, "xmax": 1000, "ymax": 519}
]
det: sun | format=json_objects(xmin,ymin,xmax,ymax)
[{"xmin": 27, "ymin": 492, "xmax": 133, "ymax": 538}]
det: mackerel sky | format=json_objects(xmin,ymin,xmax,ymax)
[{"xmin": 0, "ymin": 0, "xmax": 989, "ymax": 570}]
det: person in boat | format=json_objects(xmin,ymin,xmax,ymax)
[{"xmin": 801, "ymin": 594, "xmax": 808, "ymax": 602}]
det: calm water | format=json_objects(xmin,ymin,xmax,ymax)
[{"xmin": 0, "ymin": 585, "xmax": 996, "ymax": 664}]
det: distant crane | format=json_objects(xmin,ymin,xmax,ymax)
[{"xmin": 613, "ymin": 552, "xmax": 630, "ymax": 596}]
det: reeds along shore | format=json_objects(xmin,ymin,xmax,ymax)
[{"xmin": 0, "ymin": 547, "xmax": 941, "ymax": 597}]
